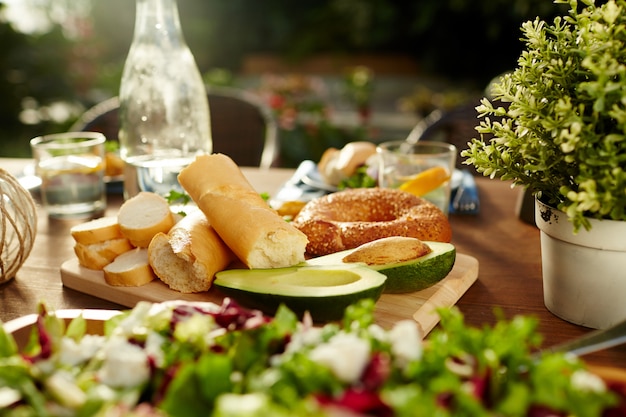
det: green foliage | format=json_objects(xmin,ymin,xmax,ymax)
[
  {"xmin": 462, "ymin": 0, "xmax": 626, "ymax": 231},
  {"xmin": 0, "ymin": 0, "xmax": 568, "ymax": 158},
  {"xmin": 0, "ymin": 3, "xmax": 92, "ymax": 156},
  {"xmin": 257, "ymin": 73, "xmax": 370, "ymax": 167}
]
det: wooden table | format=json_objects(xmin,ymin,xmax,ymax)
[{"xmin": 1, "ymin": 157, "xmax": 624, "ymax": 368}]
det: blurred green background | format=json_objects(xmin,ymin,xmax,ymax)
[{"xmin": 0, "ymin": 0, "xmax": 566, "ymax": 158}]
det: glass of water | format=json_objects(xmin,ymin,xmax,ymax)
[
  {"xmin": 377, "ymin": 140, "xmax": 457, "ymax": 215},
  {"xmin": 30, "ymin": 132, "xmax": 106, "ymax": 219}
]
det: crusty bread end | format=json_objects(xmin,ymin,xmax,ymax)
[
  {"xmin": 245, "ymin": 218, "xmax": 309, "ymax": 268},
  {"xmin": 148, "ymin": 233, "xmax": 210, "ymax": 293},
  {"xmin": 148, "ymin": 210, "xmax": 236, "ymax": 293}
]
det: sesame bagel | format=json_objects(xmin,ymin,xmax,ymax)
[{"xmin": 292, "ymin": 188, "xmax": 452, "ymax": 256}]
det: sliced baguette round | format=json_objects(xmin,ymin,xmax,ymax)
[
  {"xmin": 178, "ymin": 154, "xmax": 308, "ymax": 269},
  {"xmin": 70, "ymin": 216, "xmax": 123, "ymax": 245},
  {"xmin": 148, "ymin": 209, "xmax": 236, "ymax": 293},
  {"xmin": 103, "ymin": 248, "xmax": 155, "ymax": 287},
  {"xmin": 74, "ymin": 238, "xmax": 133, "ymax": 270},
  {"xmin": 118, "ymin": 192, "xmax": 175, "ymax": 248}
]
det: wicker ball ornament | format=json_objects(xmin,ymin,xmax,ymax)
[{"xmin": 0, "ymin": 168, "xmax": 37, "ymax": 283}]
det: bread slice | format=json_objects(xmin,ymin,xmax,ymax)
[
  {"xmin": 74, "ymin": 238, "xmax": 133, "ymax": 270},
  {"xmin": 178, "ymin": 154, "xmax": 308, "ymax": 269},
  {"xmin": 70, "ymin": 216, "xmax": 124, "ymax": 245},
  {"xmin": 103, "ymin": 248, "xmax": 155, "ymax": 286},
  {"xmin": 148, "ymin": 209, "xmax": 236, "ymax": 293},
  {"xmin": 117, "ymin": 192, "xmax": 175, "ymax": 247}
]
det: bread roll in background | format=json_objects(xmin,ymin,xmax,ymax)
[
  {"xmin": 178, "ymin": 153, "xmax": 308, "ymax": 269},
  {"xmin": 318, "ymin": 141, "xmax": 377, "ymax": 186},
  {"xmin": 148, "ymin": 209, "xmax": 236, "ymax": 293}
]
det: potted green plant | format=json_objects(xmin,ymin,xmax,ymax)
[{"xmin": 462, "ymin": 0, "xmax": 626, "ymax": 329}]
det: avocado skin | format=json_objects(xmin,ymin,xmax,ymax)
[
  {"xmin": 214, "ymin": 286, "xmax": 384, "ymax": 322},
  {"xmin": 376, "ymin": 248, "xmax": 456, "ymax": 293},
  {"xmin": 307, "ymin": 241, "xmax": 456, "ymax": 294}
]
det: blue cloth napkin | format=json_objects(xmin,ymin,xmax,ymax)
[
  {"xmin": 272, "ymin": 160, "xmax": 480, "ymax": 215},
  {"xmin": 448, "ymin": 169, "xmax": 480, "ymax": 215},
  {"xmin": 271, "ymin": 160, "xmax": 327, "ymax": 205}
]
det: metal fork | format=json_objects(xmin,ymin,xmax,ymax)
[
  {"xmin": 540, "ymin": 317, "xmax": 626, "ymax": 357},
  {"xmin": 451, "ymin": 170, "xmax": 480, "ymax": 214}
]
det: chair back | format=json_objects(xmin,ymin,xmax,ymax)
[
  {"xmin": 405, "ymin": 101, "xmax": 482, "ymax": 173},
  {"xmin": 70, "ymin": 96, "xmax": 120, "ymax": 146},
  {"xmin": 70, "ymin": 87, "xmax": 279, "ymax": 169},
  {"xmin": 207, "ymin": 86, "xmax": 279, "ymax": 169}
]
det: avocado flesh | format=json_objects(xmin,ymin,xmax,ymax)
[
  {"xmin": 214, "ymin": 265, "xmax": 386, "ymax": 322},
  {"xmin": 306, "ymin": 241, "xmax": 456, "ymax": 293}
]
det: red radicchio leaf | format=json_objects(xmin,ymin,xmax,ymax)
[
  {"xmin": 470, "ymin": 370, "xmax": 490, "ymax": 405},
  {"xmin": 210, "ymin": 298, "xmax": 269, "ymax": 330},
  {"xmin": 22, "ymin": 312, "xmax": 53, "ymax": 363},
  {"xmin": 527, "ymin": 405, "xmax": 567, "ymax": 417},
  {"xmin": 317, "ymin": 388, "xmax": 392, "ymax": 417},
  {"xmin": 361, "ymin": 352, "xmax": 391, "ymax": 391}
]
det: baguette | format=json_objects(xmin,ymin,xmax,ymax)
[
  {"xmin": 178, "ymin": 154, "xmax": 308, "ymax": 269},
  {"xmin": 70, "ymin": 216, "xmax": 124, "ymax": 245},
  {"xmin": 103, "ymin": 248, "xmax": 155, "ymax": 286},
  {"xmin": 74, "ymin": 237, "xmax": 133, "ymax": 270},
  {"xmin": 148, "ymin": 209, "xmax": 236, "ymax": 293},
  {"xmin": 117, "ymin": 192, "xmax": 175, "ymax": 247}
]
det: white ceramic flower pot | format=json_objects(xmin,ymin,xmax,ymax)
[{"xmin": 535, "ymin": 199, "xmax": 626, "ymax": 329}]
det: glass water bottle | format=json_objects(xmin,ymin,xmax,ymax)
[{"xmin": 118, "ymin": 0, "xmax": 211, "ymax": 199}]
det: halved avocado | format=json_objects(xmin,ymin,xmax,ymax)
[
  {"xmin": 306, "ymin": 240, "xmax": 456, "ymax": 293},
  {"xmin": 213, "ymin": 264, "xmax": 386, "ymax": 322}
]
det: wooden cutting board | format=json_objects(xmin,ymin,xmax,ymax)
[{"xmin": 61, "ymin": 253, "xmax": 478, "ymax": 335}]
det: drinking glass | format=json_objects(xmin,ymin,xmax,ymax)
[
  {"xmin": 377, "ymin": 140, "xmax": 457, "ymax": 215},
  {"xmin": 30, "ymin": 132, "xmax": 106, "ymax": 219}
]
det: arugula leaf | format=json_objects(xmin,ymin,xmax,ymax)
[
  {"xmin": 160, "ymin": 353, "xmax": 233, "ymax": 417},
  {"xmin": 0, "ymin": 325, "xmax": 17, "ymax": 358}
]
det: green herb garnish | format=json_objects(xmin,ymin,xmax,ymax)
[
  {"xmin": 165, "ymin": 189, "xmax": 192, "ymax": 216},
  {"xmin": 166, "ymin": 190, "xmax": 191, "ymax": 206},
  {"xmin": 338, "ymin": 166, "xmax": 376, "ymax": 190}
]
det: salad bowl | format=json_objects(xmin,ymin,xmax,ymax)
[
  {"xmin": 6, "ymin": 306, "xmax": 626, "ymax": 382},
  {"xmin": 3, "ymin": 300, "xmax": 626, "ymax": 416},
  {"xmin": 4, "ymin": 308, "xmax": 121, "ymax": 350}
]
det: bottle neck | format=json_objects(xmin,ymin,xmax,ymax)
[{"xmin": 133, "ymin": 0, "xmax": 186, "ymax": 47}]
